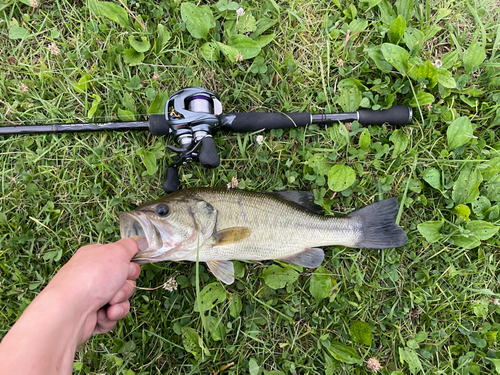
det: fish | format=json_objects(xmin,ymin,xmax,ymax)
[{"xmin": 119, "ymin": 188, "xmax": 408, "ymax": 284}]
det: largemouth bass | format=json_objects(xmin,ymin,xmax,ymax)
[{"xmin": 119, "ymin": 188, "xmax": 408, "ymax": 284}]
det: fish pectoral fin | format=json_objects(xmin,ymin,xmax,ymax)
[
  {"xmin": 279, "ymin": 248, "xmax": 324, "ymax": 268},
  {"xmin": 213, "ymin": 227, "xmax": 251, "ymax": 246},
  {"xmin": 206, "ymin": 260, "xmax": 235, "ymax": 285}
]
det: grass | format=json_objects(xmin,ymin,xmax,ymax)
[{"xmin": 1, "ymin": 0, "xmax": 500, "ymax": 373}]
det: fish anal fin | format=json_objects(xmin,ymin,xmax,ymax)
[
  {"xmin": 207, "ymin": 260, "xmax": 235, "ymax": 285},
  {"xmin": 279, "ymin": 248, "xmax": 324, "ymax": 268},
  {"xmin": 214, "ymin": 227, "xmax": 251, "ymax": 246}
]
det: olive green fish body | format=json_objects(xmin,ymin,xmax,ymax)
[{"xmin": 119, "ymin": 188, "xmax": 407, "ymax": 284}]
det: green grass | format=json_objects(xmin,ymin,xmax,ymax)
[{"xmin": 1, "ymin": 0, "xmax": 500, "ymax": 373}]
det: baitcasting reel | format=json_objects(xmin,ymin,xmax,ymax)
[{"xmin": 0, "ymin": 86, "xmax": 413, "ymax": 193}]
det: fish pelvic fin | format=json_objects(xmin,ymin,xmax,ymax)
[
  {"xmin": 279, "ymin": 248, "xmax": 324, "ymax": 268},
  {"xmin": 207, "ymin": 260, "xmax": 235, "ymax": 285},
  {"xmin": 348, "ymin": 197, "xmax": 408, "ymax": 249},
  {"xmin": 213, "ymin": 227, "xmax": 251, "ymax": 246}
]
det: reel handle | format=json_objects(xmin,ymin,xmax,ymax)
[
  {"xmin": 198, "ymin": 136, "xmax": 220, "ymax": 168},
  {"xmin": 163, "ymin": 166, "xmax": 180, "ymax": 193}
]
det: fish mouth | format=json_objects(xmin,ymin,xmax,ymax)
[{"xmin": 119, "ymin": 212, "xmax": 165, "ymax": 261}]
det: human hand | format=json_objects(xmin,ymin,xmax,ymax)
[{"xmin": 45, "ymin": 238, "xmax": 141, "ymax": 346}]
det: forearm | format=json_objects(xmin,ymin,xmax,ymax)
[{"xmin": 0, "ymin": 288, "xmax": 88, "ymax": 375}]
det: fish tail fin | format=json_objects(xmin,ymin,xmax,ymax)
[{"xmin": 348, "ymin": 197, "xmax": 408, "ymax": 249}]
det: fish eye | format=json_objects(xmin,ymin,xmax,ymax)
[{"xmin": 156, "ymin": 204, "xmax": 169, "ymax": 216}]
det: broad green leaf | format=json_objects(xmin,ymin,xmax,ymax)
[
  {"xmin": 368, "ymin": 45, "xmax": 393, "ymax": 73},
  {"xmin": 95, "ymin": 1, "xmax": 129, "ymax": 28},
  {"xmin": 482, "ymin": 157, "xmax": 500, "ymax": 180},
  {"xmin": 215, "ymin": 42, "xmax": 239, "ymax": 61},
  {"xmin": 136, "ymin": 148, "xmax": 157, "ymax": 175},
  {"xmin": 463, "ymin": 41, "xmax": 486, "ymax": 73},
  {"xmin": 350, "ymin": 321, "xmax": 372, "ymax": 346},
  {"xmin": 415, "ymin": 331, "xmax": 428, "ymax": 343},
  {"xmin": 417, "ymin": 220, "xmax": 443, "ymax": 243},
  {"xmin": 451, "ymin": 235, "xmax": 481, "ymax": 249},
  {"xmin": 396, "ymin": 0, "xmax": 415, "ymax": 21},
  {"xmin": 181, "ymin": 327, "xmax": 203, "ymax": 360},
  {"xmin": 348, "ymin": 18, "xmax": 368, "ymax": 35},
  {"xmin": 181, "ymin": 3, "xmax": 215, "ymax": 40},
  {"xmin": 381, "ymin": 43, "xmax": 409, "ymax": 74},
  {"xmin": 338, "ymin": 87, "xmax": 362, "ymax": 112},
  {"xmin": 262, "ymin": 265, "xmax": 299, "ymax": 289},
  {"xmin": 229, "ymin": 294, "xmax": 242, "ymax": 318},
  {"xmin": 403, "ymin": 27, "xmax": 424, "ymax": 52},
  {"xmin": 194, "ymin": 282, "xmax": 227, "ymax": 312},
  {"xmin": 454, "ymin": 204, "xmax": 471, "ymax": 221},
  {"xmin": 388, "ymin": 15, "xmax": 406, "ymax": 44},
  {"xmin": 228, "ymin": 34, "xmax": 261, "ymax": 59},
  {"xmin": 254, "ymin": 34, "xmax": 275, "ymax": 48},
  {"xmin": 441, "ymin": 50, "xmax": 459, "ymax": 69},
  {"xmin": 422, "ymin": 168, "xmax": 442, "ymax": 191},
  {"xmin": 123, "ymin": 49, "xmax": 144, "ymax": 66},
  {"xmin": 399, "ymin": 347, "xmax": 423, "ymax": 374},
  {"xmin": 467, "ymin": 221, "xmax": 499, "ymax": 240},
  {"xmin": 409, "ymin": 91, "xmax": 434, "ymax": 107},
  {"xmin": 437, "ymin": 68, "xmax": 456, "ymax": 89},
  {"xmin": 389, "ymin": 129, "xmax": 408, "ymax": 158},
  {"xmin": 327, "ymin": 342, "xmax": 361, "ymax": 364},
  {"xmin": 359, "ymin": 129, "xmax": 371, "ymax": 150},
  {"xmin": 73, "ymin": 74, "xmax": 92, "ymax": 93},
  {"xmin": 237, "ymin": 13, "xmax": 257, "ymax": 34},
  {"xmin": 249, "ymin": 358, "xmax": 260, "ymax": 375},
  {"xmin": 306, "ymin": 154, "xmax": 331, "ymax": 176},
  {"xmin": 249, "ymin": 17, "xmax": 277, "ymax": 38},
  {"xmin": 155, "ymin": 24, "xmax": 171, "ymax": 54},
  {"xmin": 129, "ymin": 36, "xmax": 150, "ymax": 53},
  {"xmin": 485, "ymin": 358, "xmax": 500, "ymax": 373},
  {"xmin": 125, "ymin": 75, "xmax": 142, "ymax": 90},
  {"xmin": 447, "ymin": 116, "xmax": 473, "ymax": 150},
  {"xmin": 87, "ymin": 94, "xmax": 101, "ymax": 118},
  {"xmin": 200, "ymin": 42, "xmax": 220, "ymax": 61},
  {"xmin": 408, "ymin": 60, "xmax": 438, "ymax": 88},
  {"xmin": 206, "ymin": 315, "xmax": 226, "ymax": 341},
  {"xmin": 452, "ymin": 164, "xmax": 483, "ymax": 204},
  {"xmin": 309, "ymin": 267, "xmax": 335, "ymax": 304},
  {"xmin": 118, "ymin": 108, "xmax": 135, "ymax": 122},
  {"xmin": 377, "ymin": 0, "xmax": 396, "ymax": 24},
  {"xmin": 148, "ymin": 92, "xmax": 169, "ymax": 114},
  {"xmin": 328, "ymin": 164, "xmax": 356, "ymax": 192},
  {"xmin": 9, "ymin": 26, "xmax": 30, "ymax": 40}
]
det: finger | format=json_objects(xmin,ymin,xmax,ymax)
[
  {"xmin": 93, "ymin": 309, "xmax": 117, "ymax": 334},
  {"xmin": 109, "ymin": 280, "xmax": 136, "ymax": 305},
  {"xmin": 107, "ymin": 300, "xmax": 130, "ymax": 321},
  {"xmin": 128, "ymin": 262, "xmax": 141, "ymax": 280},
  {"xmin": 114, "ymin": 238, "xmax": 140, "ymax": 260}
]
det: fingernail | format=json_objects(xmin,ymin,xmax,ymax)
[
  {"xmin": 116, "ymin": 291, "xmax": 124, "ymax": 303},
  {"xmin": 128, "ymin": 263, "xmax": 136, "ymax": 278},
  {"xmin": 113, "ymin": 305, "xmax": 123, "ymax": 319}
]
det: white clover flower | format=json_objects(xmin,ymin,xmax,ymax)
[
  {"xmin": 366, "ymin": 358, "xmax": 382, "ymax": 373},
  {"xmin": 433, "ymin": 59, "xmax": 442, "ymax": 68},
  {"xmin": 227, "ymin": 176, "xmax": 238, "ymax": 189},
  {"xmin": 49, "ymin": 42, "xmax": 60, "ymax": 55},
  {"xmin": 162, "ymin": 277, "xmax": 178, "ymax": 292},
  {"xmin": 30, "ymin": 0, "xmax": 39, "ymax": 8},
  {"xmin": 236, "ymin": 7, "xmax": 245, "ymax": 17},
  {"xmin": 256, "ymin": 135, "xmax": 264, "ymax": 145}
]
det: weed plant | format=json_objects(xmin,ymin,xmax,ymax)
[{"xmin": 1, "ymin": 0, "xmax": 500, "ymax": 373}]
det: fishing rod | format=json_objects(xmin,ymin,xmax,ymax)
[{"xmin": 0, "ymin": 86, "xmax": 412, "ymax": 193}]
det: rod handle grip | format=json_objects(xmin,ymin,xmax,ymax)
[
  {"xmin": 357, "ymin": 105, "xmax": 412, "ymax": 125},
  {"xmin": 221, "ymin": 112, "xmax": 311, "ymax": 133},
  {"xmin": 149, "ymin": 114, "xmax": 170, "ymax": 135}
]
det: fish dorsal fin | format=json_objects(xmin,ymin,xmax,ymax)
[
  {"xmin": 207, "ymin": 260, "xmax": 235, "ymax": 285},
  {"xmin": 214, "ymin": 227, "xmax": 251, "ymax": 246},
  {"xmin": 279, "ymin": 247, "xmax": 324, "ymax": 268},
  {"xmin": 270, "ymin": 191, "xmax": 324, "ymax": 214}
]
